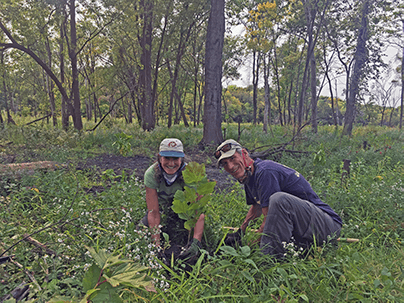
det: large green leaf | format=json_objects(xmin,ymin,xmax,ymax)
[
  {"xmin": 85, "ymin": 246, "xmax": 124, "ymax": 270},
  {"xmin": 82, "ymin": 264, "xmax": 102, "ymax": 293},
  {"xmin": 105, "ymin": 264, "xmax": 152, "ymax": 289},
  {"xmin": 184, "ymin": 218, "xmax": 197, "ymax": 231},
  {"xmin": 89, "ymin": 282, "xmax": 122, "ymax": 303},
  {"xmin": 173, "ymin": 190, "xmax": 186, "ymax": 202},
  {"xmin": 172, "ymin": 199, "xmax": 188, "ymax": 214},
  {"xmin": 184, "ymin": 186, "xmax": 197, "ymax": 202},
  {"xmin": 183, "ymin": 162, "xmax": 205, "ymax": 184},
  {"xmin": 197, "ymin": 181, "xmax": 216, "ymax": 195}
]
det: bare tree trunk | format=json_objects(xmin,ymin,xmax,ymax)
[
  {"xmin": 151, "ymin": 5, "xmax": 169, "ymax": 127},
  {"xmin": 127, "ymin": 95, "xmax": 133, "ymax": 123},
  {"xmin": 177, "ymin": 90, "xmax": 189, "ymax": 126},
  {"xmin": 272, "ymin": 47, "xmax": 283, "ymax": 126},
  {"xmin": 1, "ymin": 52, "xmax": 15, "ymax": 125},
  {"xmin": 69, "ymin": 0, "xmax": 83, "ymax": 130},
  {"xmin": 343, "ymin": 0, "xmax": 369, "ymax": 136},
  {"xmin": 400, "ymin": 20, "xmax": 404, "ymax": 129},
  {"xmin": 263, "ymin": 54, "xmax": 270, "ymax": 133},
  {"xmin": 252, "ymin": 50, "xmax": 260, "ymax": 125},
  {"xmin": 197, "ymin": 81, "xmax": 204, "ymax": 125},
  {"xmin": 167, "ymin": 20, "xmax": 194, "ymax": 128},
  {"xmin": 138, "ymin": 0, "xmax": 155, "ymax": 131},
  {"xmin": 59, "ymin": 17, "xmax": 69, "ymax": 130},
  {"xmin": 201, "ymin": 0, "xmax": 225, "ymax": 145},
  {"xmin": 45, "ymin": 38, "xmax": 57, "ymax": 126},
  {"xmin": 310, "ymin": 42, "xmax": 317, "ymax": 133},
  {"xmin": 298, "ymin": 0, "xmax": 330, "ymax": 131},
  {"xmin": 166, "ymin": 59, "xmax": 174, "ymax": 127},
  {"xmin": 298, "ymin": 0, "xmax": 317, "ymax": 130},
  {"xmin": 193, "ymin": 41, "xmax": 199, "ymax": 127}
]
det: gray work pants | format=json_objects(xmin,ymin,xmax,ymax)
[{"xmin": 260, "ymin": 192, "xmax": 342, "ymax": 259}]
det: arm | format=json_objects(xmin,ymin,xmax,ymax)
[
  {"xmin": 145, "ymin": 186, "xmax": 161, "ymax": 246},
  {"xmin": 193, "ymin": 213, "xmax": 205, "ymax": 242},
  {"xmin": 257, "ymin": 206, "xmax": 268, "ymax": 234},
  {"xmin": 225, "ymin": 204, "xmax": 263, "ymax": 247},
  {"xmin": 240, "ymin": 204, "xmax": 263, "ymax": 232},
  {"xmin": 247, "ymin": 206, "xmax": 268, "ymax": 245}
]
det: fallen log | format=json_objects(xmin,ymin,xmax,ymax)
[{"xmin": 0, "ymin": 161, "xmax": 66, "ymax": 176}]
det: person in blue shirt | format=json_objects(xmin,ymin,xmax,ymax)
[{"xmin": 215, "ymin": 139, "xmax": 342, "ymax": 259}]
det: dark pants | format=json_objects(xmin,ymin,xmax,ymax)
[{"xmin": 260, "ymin": 192, "xmax": 341, "ymax": 259}]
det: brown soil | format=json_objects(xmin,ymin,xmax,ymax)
[{"xmin": 76, "ymin": 151, "xmax": 235, "ymax": 192}]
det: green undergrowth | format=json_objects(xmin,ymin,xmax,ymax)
[{"xmin": 0, "ymin": 122, "xmax": 403, "ymax": 302}]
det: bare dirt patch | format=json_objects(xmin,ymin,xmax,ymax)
[{"xmin": 76, "ymin": 152, "xmax": 235, "ymax": 192}]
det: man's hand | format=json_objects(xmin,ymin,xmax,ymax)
[{"xmin": 224, "ymin": 228, "xmax": 243, "ymax": 247}]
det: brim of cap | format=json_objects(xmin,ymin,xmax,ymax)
[
  {"xmin": 159, "ymin": 151, "xmax": 185, "ymax": 157},
  {"xmin": 217, "ymin": 149, "xmax": 237, "ymax": 167}
]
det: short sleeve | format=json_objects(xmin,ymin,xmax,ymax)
[{"xmin": 144, "ymin": 163, "xmax": 158, "ymax": 189}]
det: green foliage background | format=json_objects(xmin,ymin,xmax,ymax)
[{"xmin": 0, "ymin": 120, "xmax": 403, "ymax": 302}]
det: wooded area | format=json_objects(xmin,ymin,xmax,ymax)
[{"xmin": 0, "ymin": 0, "xmax": 403, "ymax": 140}]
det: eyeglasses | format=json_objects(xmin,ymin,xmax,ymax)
[{"xmin": 214, "ymin": 143, "xmax": 240, "ymax": 159}]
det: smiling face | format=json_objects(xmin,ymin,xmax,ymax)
[
  {"xmin": 220, "ymin": 150, "xmax": 246, "ymax": 180},
  {"xmin": 159, "ymin": 156, "xmax": 182, "ymax": 175}
]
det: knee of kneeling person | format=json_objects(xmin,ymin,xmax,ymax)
[{"xmin": 269, "ymin": 192, "xmax": 290, "ymax": 206}]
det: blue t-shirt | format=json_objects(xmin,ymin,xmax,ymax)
[{"xmin": 245, "ymin": 158, "xmax": 342, "ymax": 225}]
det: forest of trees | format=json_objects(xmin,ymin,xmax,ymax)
[{"xmin": 0, "ymin": 0, "xmax": 403, "ymax": 140}]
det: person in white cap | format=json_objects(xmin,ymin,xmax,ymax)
[
  {"xmin": 215, "ymin": 139, "xmax": 342, "ymax": 259},
  {"xmin": 140, "ymin": 138, "xmax": 204, "ymax": 262}
]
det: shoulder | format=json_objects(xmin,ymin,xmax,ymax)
[
  {"xmin": 256, "ymin": 159, "xmax": 294, "ymax": 173},
  {"xmin": 144, "ymin": 163, "xmax": 158, "ymax": 188},
  {"xmin": 255, "ymin": 158, "xmax": 278, "ymax": 173},
  {"xmin": 144, "ymin": 163, "xmax": 158, "ymax": 177}
]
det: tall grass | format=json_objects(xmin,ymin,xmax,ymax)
[{"xmin": 0, "ymin": 121, "xmax": 403, "ymax": 302}]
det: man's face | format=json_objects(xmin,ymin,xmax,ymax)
[
  {"xmin": 160, "ymin": 156, "xmax": 182, "ymax": 174},
  {"xmin": 220, "ymin": 150, "xmax": 246, "ymax": 180}
]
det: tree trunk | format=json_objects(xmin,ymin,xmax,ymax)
[
  {"xmin": 263, "ymin": 54, "xmax": 271, "ymax": 133},
  {"xmin": 310, "ymin": 41, "xmax": 317, "ymax": 133},
  {"xmin": 59, "ymin": 17, "xmax": 69, "ymax": 129},
  {"xmin": 272, "ymin": 47, "xmax": 283, "ymax": 126},
  {"xmin": 400, "ymin": 20, "xmax": 404, "ymax": 129},
  {"xmin": 1, "ymin": 52, "xmax": 15, "ymax": 125},
  {"xmin": 252, "ymin": 50, "xmax": 260, "ymax": 125},
  {"xmin": 298, "ymin": 0, "xmax": 317, "ymax": 130},
  {"xmin": 201, "ymin": 0, "xmax": 225, "ymax": 145},
  {"xmin": 193, "ymin": 41, "xmax": 199, "ymax": 127},
  {"xmin": 197, "ymin": 81, "xmax": 204, "ymax": 125},
  {"xmin": 343, "ymin": 0, "xmax": 369, "ymax": 136},
  {"xmin": 69, "ymin": 0, "xmax": 83, "ymax": 131},
  {"xmin": 45, "ymin": 38, "xmax": 57, "ymax": 126},
  {"xmin": 138, "ymin": 0, "xmax": 155, "ymax": 131},
  {"xmin": 151, "ymin": 5, "xmax": 169, "ymax": 127}
]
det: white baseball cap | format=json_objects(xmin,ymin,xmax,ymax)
[
  {"xmin": 215, "ymin": 139, "xmax": 242, "ymax": 165},
  {"xmin": 159, "ymin": 138, "xmax": 185, "ymax": 157}
]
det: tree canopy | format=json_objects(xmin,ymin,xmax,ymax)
[{"xmin": 0, "ymin": 0, "xmax": 402, "ymax": 133}]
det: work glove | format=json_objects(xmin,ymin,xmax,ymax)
[
  {"xmin": 224, "ymin": 228, "xmax": 243, "ymax": 247},
  {"xmin": 178, "ymin": 238, "xmax": 202, "ymax": 262}
]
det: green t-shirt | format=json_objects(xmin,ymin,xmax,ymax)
[
  {"xmin": 144, "ymin": 163, "xmax": 185, "ymax": 206},
  {"xmin": 144, "ymin": 163, "xmax": 188, "ymax": 245}
]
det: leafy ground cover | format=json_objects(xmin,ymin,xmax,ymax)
[{"xmin": 0, "ymin": 120, "xmax": 403, "ymax": 302}]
